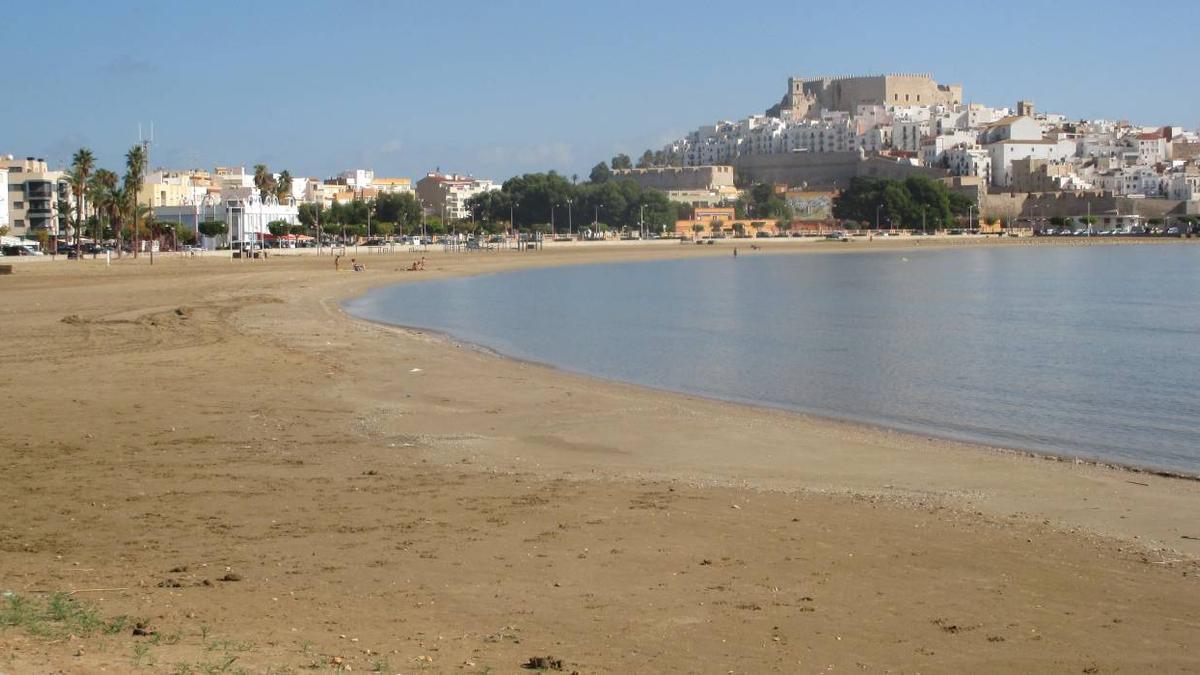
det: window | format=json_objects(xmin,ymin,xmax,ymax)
[
  {"xmin": 14, "ymin": 201, "xmax": 23, "ymax": 209},
  {"xmin": 14, "ymin": 219, "xmax": 23, "ymax": 227}
]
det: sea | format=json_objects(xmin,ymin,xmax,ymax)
[{"xmin": 343, "ymin": 244, "xmax": 1200, "ymax": 475}]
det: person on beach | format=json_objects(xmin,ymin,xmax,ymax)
[
  {"xmin": 352, "ymin": 258, "xmax": 365, "ymax": 272},
  {"xmin": 733, "ymin": 247, "xmax": 738, "ymax": 257},
  {"xmin": 335, "ymin": 254, "xmax": 341, "ymax": 271}
]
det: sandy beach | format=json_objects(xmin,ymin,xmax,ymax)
[{"xmin": 2, "ymin": 238, "xmax": 1198, "ymax": 673}]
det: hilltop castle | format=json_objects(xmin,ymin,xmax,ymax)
[{"xmin": 769, "ymin": 73, "xmax": 963, "ymax": 120}]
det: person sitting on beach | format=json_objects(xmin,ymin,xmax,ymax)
[{"xmin": 351, "ymin": 258, "xmax": 365, "ymax": 272}]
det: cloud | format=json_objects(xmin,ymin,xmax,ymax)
[
  {"xmin": 97, "ymin": 55, "xmax": 157, "ymax": 78},
  {"xmin": 475, "ymin": 142, "xmax": 574, "ymax": 168}
]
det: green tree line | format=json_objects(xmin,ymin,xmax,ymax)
[
  {"xmin": 466, "ymin": 168, "xmax": 679, "ymax": 234},
  {"xmin": 832, "ymin": 176, "xmax": 975, "ymax": 230}
]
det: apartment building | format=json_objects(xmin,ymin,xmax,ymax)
[
  {"xmin": 1, "ymin": 155, "xmax": 69, "ymax": 238},
  {"xmin": 415, "ymin": 172, "xmax": 496, "ymax": 221}
]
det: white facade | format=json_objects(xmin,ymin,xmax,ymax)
[
  {"xmin": 415, "ymin": 172, "xmax": 497, "ymax": 221},
  {"xmin": 0, "ymin": 168, "xmax": 8, "ymax": 229},
  {"xmin": 987, "ymin": 140, "xmax": 1076, "ymax": 187},
  {"xmin": 154, "ymin": 192, "xmax": 299, "ymax": 248},
  {"xmin": 980, "ymin": 116, "xmax": 1043, "ymax": 144},
  {"xmin": 339, "ymin": 169, "xmax": 375, "ymax": 188},
  {"xmin": 1166, "ymin": 170, "xmax": 1200, "ymax": 201}
]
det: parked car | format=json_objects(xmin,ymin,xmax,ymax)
[{"xmin": 2, "ymin": 245, "xmax": 33, "ymax": 256}]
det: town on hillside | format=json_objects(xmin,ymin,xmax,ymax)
[{"xmin": 3, "ymin": 72, "xmax": 1199, "ymax": 255}]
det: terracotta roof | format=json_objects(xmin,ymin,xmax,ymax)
[{"xmin": 985, "ymin": 115, "xmax": 1025, "ymax": 128}]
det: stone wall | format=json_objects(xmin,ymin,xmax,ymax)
[
  {"xmin": 613, "ymin": 165, "xmax": 734, "ymax": 191},
  {"xmin": 981, "ymin": 191, "xmax": 1190, "ymax": 220},
  {"xmin": 734, "ymin": 153, "xmax": 947, "ymax": 189}
]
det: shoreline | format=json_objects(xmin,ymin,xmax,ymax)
[
  {"xmin": 4, "ymin": 237, "xmax": 1200, "ymax": 672},
  {"xmin": 349, "ymin": 310, "xmax": 1200, "ymax": 485},
  {"xmin": 339, "ymin": 245, "xmax": 1200, "ymax": 484}
]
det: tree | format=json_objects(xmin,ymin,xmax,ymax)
[
  {"xmin": 253, "ymin": 164, "xmax": 277, "ymax": 202},
  {"xmin": 832, "ymin": 175, "xmax": 966, "ymax": 231},
  {"xmin": 70, "ymin": 148, "xmax": 95, "ymax": 257},
  {"xmin": 373, "ymin": 222, "xmax": 395, "ymax": 238},
  {"xmin": 737, "ymin": 182, "xmax": 792, "ymax": 221},
  {"xmin": 732, "ymin": 222, "xmax": 745, "ymax": 237},
  {"xmin": 0, "ymin": 225, "xmax": 8, "ymax": 237},
  {"xmin": 636, "ymin": 150, "xmax": 655, "ymax": 168},
  {"xmin": 176, "ymin": 228, "xmax": 197, "ymax": 246},
  {"xmin": 275, "ymin": 170, "xmax": 292, "ymax": 203},
  {"xmin": 267, "ymin": 220, "xmax": 292, "ymax": 237},
  {"xmin": 589, "ymin": 162, "xmax": 611, "ymax": 184},
  {"xmin": 298, "ymin": 203, "xmax": 325, "ymax": 230},
  {"xmin": 751, "ymin": 221, "xmax": 765, "ymax": 237},
  {"xmin": 199, "ymin": 220, "xmax": 228, "ymax": 247},
  {"xmin": 710, "ymin": 219, "xmax": 724, "ymax": 236},
  {"xmin": 125, "ymin": 145, "xmax": 147, "ymax": 257},
  {"xmin": 778, "ymin": 220, "xmax": 793, "ymax": 237},
  {"xmin": 611, "ymin": 153, "xmax": 633, "ymax": 170},
  {"xmin": 88, "ymin": 169, "xmax": 119, "ymax": 254},
  {"xmin": 374, "ymin": 192, "xmax": 421, "ymax": 232},
  {"xmin": 691, "ymin": 223, "xmax": 703, "ymax": 238}
]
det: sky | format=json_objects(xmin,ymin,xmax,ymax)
[{"xmin": 3, "ymin": 0, "xmax": 1198, "ymax": 183}]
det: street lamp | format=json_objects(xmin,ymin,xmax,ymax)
[
  {"xmin": 875, "ymin": 204, "xmax": 882, "ymax": 232},
  {"xmin": 566, "ymin": 198, "xmax": 574, "ymax": 238}
]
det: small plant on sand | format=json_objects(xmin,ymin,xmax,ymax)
[
  {"xmin": 132, "ymin": 642, "xmax": 153, "ymax": 666},
  {"xmin": 1, "ymin": 591, "xmax": 120, "ymax": 639},
  {"xmin": 372, "ymin": 657, "xmax": 392, "ymax": 672}
]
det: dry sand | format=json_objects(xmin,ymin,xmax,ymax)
[{"xmin": 1, "ymin": 238, "xmax": 1198, "ymax": 674}]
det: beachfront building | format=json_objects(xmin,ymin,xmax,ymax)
[
  {"xmin": 140, "ymin": 170, "xmax": 210, "ymax": 207},
  {"xmin": 1, "ymin": 155, "xmax": 69, "ymax": 239},
  {"xmin": 372, "ymin": 177, "xmax": 413, "ymax": 193},
  {"xmin": 415, "ymin": 171, "xmax": 496, "ymax": 221},
  {"xmin": 0, "ymin": 167, "xmax": 8, "ymax": 230},
  {"xmin": 153, "ymin": 190, "xmax": 299, "ymax": 249}
]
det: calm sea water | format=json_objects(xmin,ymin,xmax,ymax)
[{"xmin": 344, "ymin": 245, "xmax": 1200, "ymax": 474}]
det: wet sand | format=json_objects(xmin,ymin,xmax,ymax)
[{"xmin": 2, "ymin": 238, "xmax": 1198, "ymax": 673}]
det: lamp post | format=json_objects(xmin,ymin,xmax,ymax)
[
  {"xmin": 550, "ymin": 203, "xmax": 557, "ymax": 237},
  {"xmin": 875, "ymin": 204, "xmax": 882, "ymax": 232},
  {"xmin": 566, "ymin": 198, "xmax": 573, "ymax": 238}
]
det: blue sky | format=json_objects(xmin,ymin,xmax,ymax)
[{"xmin": 3, "ymin": 0, "xmax": 1197, "ymax": 182}]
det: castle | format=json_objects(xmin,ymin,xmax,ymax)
[{"xmin": 769, "ymin": 73, "xmax": 963, "ymax": 120}]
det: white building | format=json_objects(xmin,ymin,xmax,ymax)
[
  {"xmin": 1135, "ymin": 132, "xmax": 1168, "ymax": 165},
  {"xmin": 946, "ymin": 146, "xmax": 991, "ymax": 183},
  {"xmin": 1, "ymin": 155, "xmax": 69, "ymax": 239},
  {"xmin": 415, "ymin": 172, "xmax": 497, "ymax": 221},
  {"xmin": 987, "ymin": 139, "xmax": 1076, "ymax": 187},
  {"xmin": 154, "ymin": 191, "xmax": 299, "ymax": 248},
  {"xmin": 979, "ymin": 116, "xmax": 1043, "ymax": 145},
  {"xmin": 0, "ymin": 168, "xmax": 8, "ymax": 230},
  {"xmin": 1166, "ymin": 168, "xmax": 1200, "ymax": 201},
  {"xmin": 338, "ymin": 169, "xmax": 374, "ymax": 189}
]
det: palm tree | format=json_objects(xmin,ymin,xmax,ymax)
[
  {"xmin": 125, "ymin": 145, "xmax": 147, "ymax": 257},
  {"xmin": 70, "ymin": 148, "xmax": 95, "ymax": 258},
  {"xmin": 87, "ymin": 169, "xmax": 119, "ymax": 257},
  {"xmin": 253, "ymin": 164, "xmax": 276, "ymax": 202},
  {"xmin": 65, "ymin": 168, "xmax": 85, "ymax": 254},
  {"xmin": 275, "ymin": 169, "xmax": 292, "ymax": 203}
]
